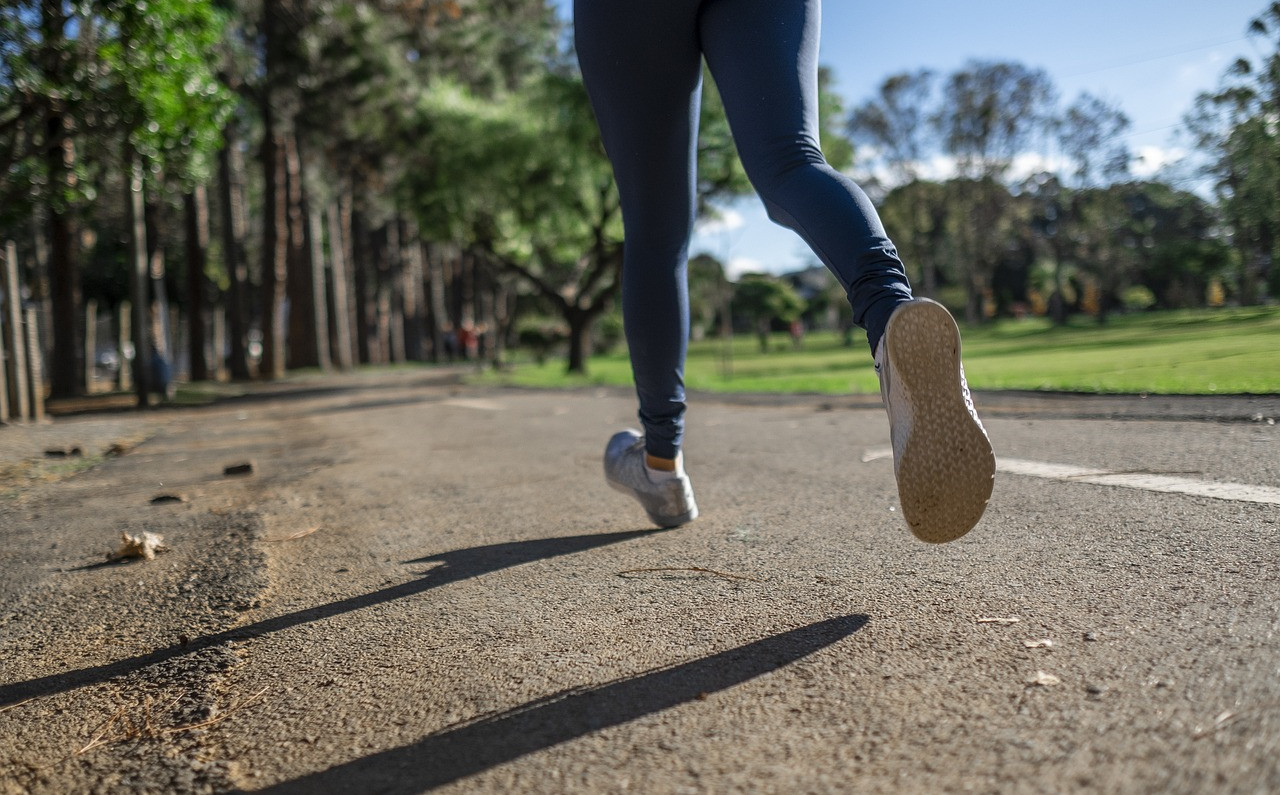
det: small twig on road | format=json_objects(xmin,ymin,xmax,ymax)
[
  {"xmin": 1192, "ymin": 702, "xmax": 1280, "ymax": 740},
  {"xmin": 76, "ymin": 706, "xmax": 127, "ymax": 755},
  {"xmin": 617, "ymin": 567, "xmax": 762, "ymax": 583},
  {"xmin": 263, "ymin": 527, "xmax": 319, "ymax": 543},
  {"xmin": 1193, "ymin": 710, "xmax": 1239, "ymax": 740},
  {"xmin": 0, "ymin": 696, "xmax": 39, "ymax": 715},
  {"xmin": 976, "ymin": 617, "xmax": 1021, "ymax": 625},
  {"xmin": 159, "ymin": 686, "xmax": 269, "ymax": 736},
  {"xmin": 73, "ymin": 687, "xmax": 269, "ymax": 756}
]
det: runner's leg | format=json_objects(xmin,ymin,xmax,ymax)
[
  {"xmin": 698, "ymin": 0, "xmax": 913, "ymax": 352},
  {"xmin": 575, "ymin": 0, "xmax": 703, "ymax": 460}
]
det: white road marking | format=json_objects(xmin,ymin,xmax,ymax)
[
  {"xmin": 862, "ymin": 448, "xmax": 1280, "ymax": 506},
  {"xmin": 440, "ymin": 398, "xmax": 506, "ymax": 411},
  {"xmin": 860, "ymin": 445, "xmax": 894, "ymax": 463}
]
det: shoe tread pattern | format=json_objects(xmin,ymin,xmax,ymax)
[{"xmin": 886, "ymin": 301, "xmax": 995, "ymax": 543}]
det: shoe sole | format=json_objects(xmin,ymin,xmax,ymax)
[
  {"xmin": 606, "ymin": 479, "xmax": 698, "ymax": 529},
  {"xmin": 885, "ymin": 300, "xmax": 995, "ymax": 543}
]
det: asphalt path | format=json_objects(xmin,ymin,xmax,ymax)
[{"xmin": 1, "ymin": 369, "xmax": 1278, "ymax": 794}]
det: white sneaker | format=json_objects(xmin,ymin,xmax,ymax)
[
  {"xmin": 875, "ymin": 299, "xmax": 995, "ymax": 543},
  {"xmin": 604, "ymin": 430, "xmax": 698, "ymax": 528}
]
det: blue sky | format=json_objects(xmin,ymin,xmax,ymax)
[{"xmin": 552, "ymin": 0, "xmax": 1268, "ymax": 275}]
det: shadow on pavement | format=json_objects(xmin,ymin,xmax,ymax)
[
  {"xmin": 254, "ymin": 615, "xmax": 870, "ymax": 794},
  {"xmin": 0, "ymin": 529, "xmax": 659, "ymax": 708}
]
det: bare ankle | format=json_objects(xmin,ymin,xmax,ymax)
[{"xmin": 645, "ymin": 453, "xmax": 677, "ymax": 472}]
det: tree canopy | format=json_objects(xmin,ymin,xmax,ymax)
[{"xmin": 0, "ymin": 1, "xmax": 1274, "ymax": 400}]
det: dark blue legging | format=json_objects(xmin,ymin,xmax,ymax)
[{"xmin": 575, "ymin": 0, "xmax": 913, "ymax": 460}]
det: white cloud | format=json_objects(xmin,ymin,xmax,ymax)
[
  {"xmin": 1132, "ymin": 145, "xmax": 1188, "ymax": 177},
  {"xmin": 1009, "ymin": 152, "xmax": 1072, "ymax": 182},
  {"xmin": 848, "ymin": 154, "xmax": 959, "ymax": 189},
  {"xmin": 913, "ymin": 154, "xmax": 961, "ymax": 183},
  {"xmin": 725, "ymin": 257, "xmax": 765, "ymax": 281},
  {"xmin": 695, "ymin": 208, "xmax": 745, "ymax": 236}
]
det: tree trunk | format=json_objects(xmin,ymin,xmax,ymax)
[
  {"xmin": 184, "ymin": 187, "xmax": 210, "ymax": 381},
  {"xmin": 125, "ymin": 155, "xmax": 150, "ymax": 405},
  {"xmin": 385, "ymin": 220, "xmax": 406, "ymax": 363},
  {"xmin": 145, "ymin": 197, "xmax": 173, "ymax": 397},
  {"xmin": 259, "ymin": 0, "xmax": 287, "ymax": 380},
  {"xmin": 41, "ymin": 1, "xmax": 81, "ymax": 399},
  {"xmin": 217, "ymin": 131, "xmax": 251, "ymax": 380},
  {"xmin": 565, "ymin": 308, "xmax": 594, "ymax": 374},
  {"xmin": 425, "ymin": 243, "xmax": 447, "ymax": 363},
  {"xmin": 30, "ymin": 212, "xmax": 50, "ymax": 315},
  {"xmin": 307, "ymin": 203, "xmax": 332, "ymax": 372},
  {"xmin": 965, "ymin": 279, "xmax": 982, "ymax": 326},
  {"xmin": 490, "ymin": 278, "xmax": 512, "ymax": 366},
  {"xmin": 1050, "ymin": 244, "xmax": 1068, "ymax": 326},
  {"xmin": 326, "ymin": 202, "xmax": 354, "ymax": 370},
  {"xmin": 400, "ymin": 220, "xmax": 426, "ymax": 362},
  {"xmin": 476, "ymin": 263, "xmax": 494, "ymax": 364},
  {"xmin": 914, "ymin": 189, "xmax": 936, "ymax": 297},
  {"xmin": 2, "ymin": 241, "xmax": 29, "ymax": 420},
  {"xmin": 46, "ymin": 115, "xmax": 80, "ymax": 399},
  {"xmin": 285, "ymin": 132, "xmax": 318, "ymax": 369},
  {"xmin": 260, "ymin": 126, "xmax": 288, "ymax": 380},
  {"xmin": 351, "ymin": 205, "xmax": 372, "ymax": 365},
  {"xmin": 376, "ymin": 287, "xmax": 392, "ymax": 365}
]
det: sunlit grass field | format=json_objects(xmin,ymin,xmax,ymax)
[{"xmin": 478, "ymin": 306, "xmax": 1280, "ymax": 395}]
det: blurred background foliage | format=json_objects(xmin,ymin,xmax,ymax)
[{"xmin": 0, "ymin": 0, "xmax": 1277, "ymax": 397}]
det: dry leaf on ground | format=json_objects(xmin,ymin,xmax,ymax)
[
  {"xmin": 1028, "ymin": 670, "xmax": 1061, "ymax": 687},
  {"xmin": 111, "ymin": 531, "xmax": 168, "ymax": 561}
]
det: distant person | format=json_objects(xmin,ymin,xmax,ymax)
[
  {"xmin": 457, "ymin": 323, "xmax": 477, "ymax": 362},
  {"xmin": 442, "ymin": 324, "xmax": 458, "ymax": 362},
  {"xmin": 789, "ymin": 318, "xmax": 805, "ymax": 350},
  {"xmin": 579, "ymin": 0, "xmax": 995, "ymax": 542}
]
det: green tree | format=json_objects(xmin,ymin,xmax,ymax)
[
  {"xmin": 848, "ymin": 70, "xmax": 936, "ymax": 185},
  {"xmin": 732, "ymin": 273, "xmax": 805, "ymax": 352},
  {"xmin": 687, "ymin": 253, "xmax": 729, "ymax": 341},
  {"xmin": 1, "ymin": 1, "xmax": 91, "ymax": 398},
  {"xmin": 1186, "ymin": 2, "xmax": 1280, "ymax": 303},
  {"xmin": 1078, "ymin": 182, "xmax": 1230, "ymax": 316},
  {"xmin": 848, "ymin": 70, "xmax": 940, "ymax": 294},
  {"xmin": 877, "ymin": 178, "xmax": 957, "ymax": 299},
  {"xmin": 296, "ymin": 0, "xmax": 558, "ymax": 370},
  {"xmin": 1056, "ymin": 92, "xmax": 1131, "ymax": 188},
  {"xmin": 934, "ymin": 60, "xmax": 1057, "ymax": 322},
  {"xmin": 399, "ymin": 72, "xmax": 612, "ymax": 373},
  {"xmin": 403, "ymin": 55, "xmax": 764, "ymax": 374},
  {"xmin": 0, "ymin": 0, "xmax": 232, "ymax": 399},
  {"xmin": 102, "ymin": 0, "xmax": 234, "ymax": 400}
]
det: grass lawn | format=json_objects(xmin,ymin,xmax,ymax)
[{"xmin": 477, "ymin": 306, "xmax": 1280, "ymax": 395}]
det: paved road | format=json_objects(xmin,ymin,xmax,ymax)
[{"xmin": 1, "ymin": 370, "xmax": 1278, "ymax": 794}]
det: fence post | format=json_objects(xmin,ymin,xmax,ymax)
[
  {"xmin": 3, "ymin": 240, "xmax": 30, "ymax": 421},
  {"xmin": 213, "ymin": 306, "xmax": 227, "ymax": 381},
  {"xmin": 26, "ymin": 306, "xmax": 45, "ymax": 422},
  {"xmin": 118, "ymin": 301, "xmax": 132, "ymax": 391},
  {"xmin": 0, "ymin": 303, "xmax": 8, "ymax": 422},
  {"xmin": 84, "ymin": 298, "xmax": 98, "ymax": 394}
]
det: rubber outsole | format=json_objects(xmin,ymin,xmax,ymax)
[
  {"xmin": 883, "ymin": 300, "xmax": 995, "ymax": 543},
  {"xmin": 606, "ymin": 479, "xmax": 698, "ymax": 529}
]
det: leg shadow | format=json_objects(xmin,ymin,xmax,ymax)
[
  {"xmin": 0, "ymin": 529, "xmax": 659, "ymax": 707},
  {"xmin": 255, "ymin": 615, "xmax": 869, "ymax": 794}
]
